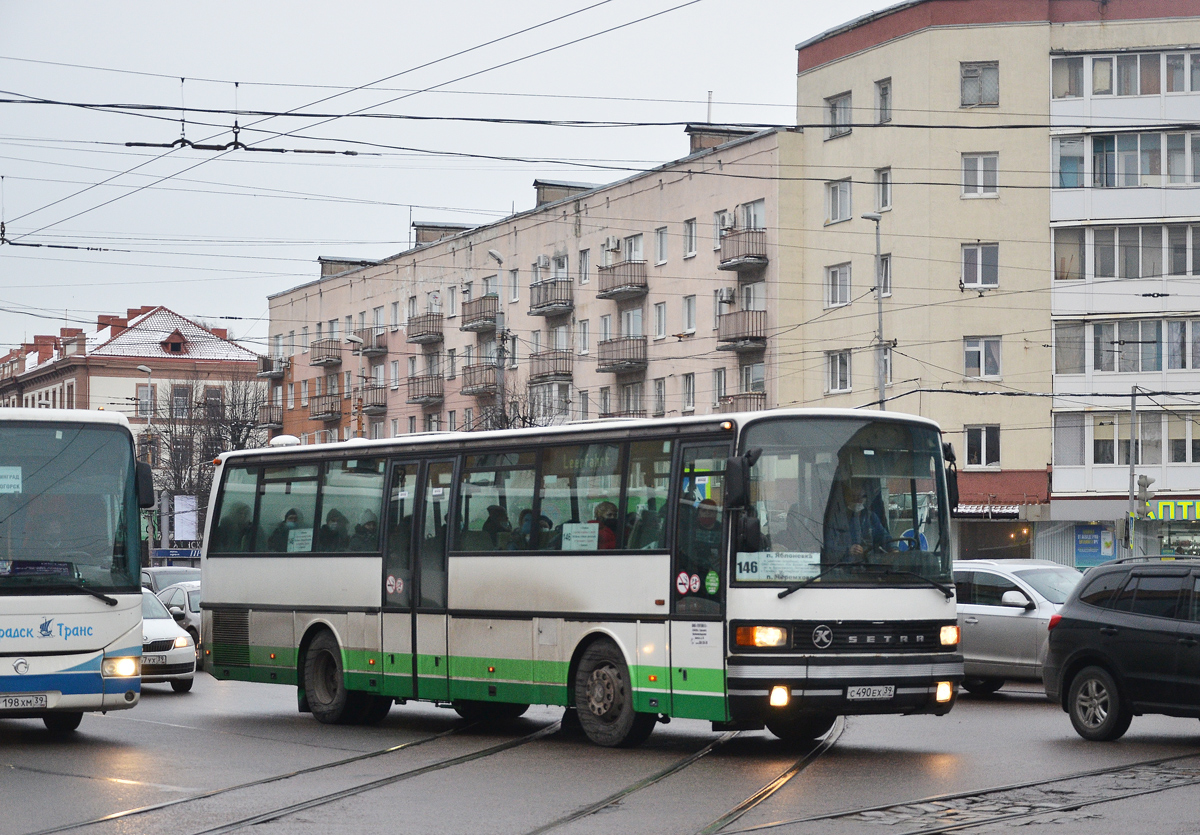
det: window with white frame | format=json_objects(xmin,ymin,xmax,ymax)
[
  {"xmin": 391, "ymin": 418, "xmax": 399, "ymax": 438},
  {"xmin": 301, "ymin": 380, "xmax": 309, "ymax": 406},
  {"xmin": 741, "ymin": 199, "xmax": 765, "ymax": 230},
  {"xmin": 827, "ymin": 351, "xmax": 851, "ymax": 393},
  {"xmin": 713, "ymin": 367, "xmax": 726, "ymax": 404},
  {"xmin": 447, "ymin": 286, "xmax": 458, "ymax": 316},
  {"xmin": 683, "ymin": 219, "xmax": 697, "ymax": 257},
  {"xmin": 826, "ymin": 263, "xmax": 851, "ymax": 307},
  {"xmin": 600, "ymin": 314, "xmax": 612, "ymax": 341},
  {"xmin": 1053, "ymin": 228, "xmax": 1085, "ymax": 280},
  {"xmin": 552, "ymin": 255, "xmax": 567, "ymax": 279},
  {"xmin": 875, "ymin": 78, "xmax": 892, "ymax": 122},
  {"xmin": 1053, "ymin": 412, "xmax": 1085, "ymax": 465},
  {"xmin": 579, "ymin": 248, "xmax": 590, "ymax": 284},
  {"xmin": 1053, "ymin": 137, "xmax": 1085, "ymax": 188},
  {"xmin": 286, "ymin": 383, "xmax": 295, "ymax": 409},
  {"xmin": 962, "ymin": 153, "xmax": 998, "ymax": 195},
  {"xmin": 876, "ymin": 168, "xmax": 892, "ymax": 210},
  {"xmin": 621, "ymin": 307, "xmax": 643, "ymax": 338},
  {"xmin": 577, "ymin": 391, "xmax": 588, "ymax": 421},
  {"xmin": 826, "ymin": 91, "xmax": 852, "ymax": 138},
  {"xmin": 390, "ymin": 360, "xmax": 399, "ymax": 388},
  {"xmin": 683, "ymin": 295, "xmax": 696, "ymax": 333},
  {"xmin": 879, "ymin": 254, "xmax": 892, "ymax": 297},
  {"xmin": 391, "ymin": 301, "xmax": 400, "ymax": 329},
  {"xmin": 408, "ymin": 416, "xmax": 417, "ymax": 434},
  {"xmin": 464, "ymin": 407, "xmax": 473, "ymax": 429},
  {"xmin": 742, "ymin": 281, "xmax": 766, "ymax": 311},
  {"xmin": 1052, "ymin": 57, "xmax": 1083, "ymax": 99},
  {"xmin": 482, "ymin": 274, "xmax": 497, "ymax": 296},
  {"xmin": 964, "ymin": 337, "xmax": 1001, "ymax": 377},
  {"xmin": 682, "ymin": 373, "xmax": 695, "ymax": 412},
  {"xmin": 301, "ymin": 327, "xmax": 309, "ymax": 351},
  {"xmin": 1093, "ymin": 320, "xmax": 1162, "ymax": 372},
  {"xmin": 446, "ymin": 349, "xmax": 456, "ymax": 379},
  {"xmin": 1054, "ymin": 320, "xmax": 1086, "ymax": 374},
  {"xmin": 599, "ymin": 386, "xmax": 611, "ymax": 415},
  {"xmin": 448, "ymin": 411, "xmax": 456, "ymax": 432},
  {"xmin": 653, "ymin": 378, "xmax": 666, "ymax": 415},
  {"xmin": 655, "ymin": 227, "xmax": 668, "ymax": 264},
  {"xmin": 965, "ymin": 425, "xmax": 1000, "ymax": 467},
  {"xmin": 826, "ymin": 179, "xmax": 851, "ymax": 223},
  {"xmin": 962, "ymin": 243, "xmax": 999, "ymax": 288},
  {"xmin": 742, "ymin": 362, "xmax": 765, "ymax": 393},
  {"xmin": 654, "ymin": 302, "xmax": 666, "ymax": 339},
  {"xmin": 624, "ymin": 234, "xmax": 643, "ymax": 262},
  {"xmin": 579, "ymin": 319, "xmax": 590, "ymax": 354},
  {"xmin": 961, "ymin": 61, "xmax": 999, "ymax": 106},
  {"xmin": 713, "ymin": 210, "xmax": 727, "ymax": 249},
  {"xmin": 509, "ymin": 269, "xmax": 520, "ymax": 302}
]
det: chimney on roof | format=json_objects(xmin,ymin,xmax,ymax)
[
  {"xmin": 683, "ymin": 124, "xmax": 758, "ymax": 155},
  {"xmin": 60, "ymin": 327, "xmax": 85, "ymax": 357},
  {"xmin": 97, "ymin": 315, "xmax": 128, "ymax": 335},
  {"xmin": 532, "ymin": 180, "xmax": 596, "ymax": 208},
  {"xmin": 411, "ymin": 222, "xmax": 474, "ymax": 246},
  {"xmin": 210, "ymin": 327, "xmax": 228, "ymax": 339}
]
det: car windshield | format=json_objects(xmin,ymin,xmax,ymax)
[
  {"xmin": 1014, "ymin": 567, "xmax": 1082, "ymax": 604},
  {"xmin": 0, "ymin": 422, "xmax": 139, "ymax": 594},
  {"xmin": 187, "ymin": 590, "xmax": 201, "ymax": 613},
  {"xmin": 737, "ymin": 417, "xmax": 951, "ymax": 587},
  {"xmin": 142, "ymin": 590, "xmax": 172, "ymax": 619}
]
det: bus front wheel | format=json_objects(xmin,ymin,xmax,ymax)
[
  {"xmin": 304, "ymin": 631, "xmax": 354, "ymax": 724},
  {"xmin": 574, "ymin": 640, "xmax": 656, "ymax": 748},
  {"xmin": 43, "ymin": 712, "xmax": 83, "ymax": 733},
  {"xmin": 766, "ymin": 711, "xmax": 836, "ymax": 744}
]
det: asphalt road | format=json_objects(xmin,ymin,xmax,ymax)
[{"xmin": 2, "ymin": 677, "xmax": 1200, "ymax": 835}]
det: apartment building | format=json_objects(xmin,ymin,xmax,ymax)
[{"xmin": 262, "ymin": 126, "xmax": 802, "ymax": 443}]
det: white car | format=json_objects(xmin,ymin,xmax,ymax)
[{"xmin": 141, "ymin": 590, "xmax": 196, "ymax": 692}]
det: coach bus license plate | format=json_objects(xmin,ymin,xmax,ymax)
[
  {"xmin": 143, "ymin": 655, "xmax": 167, "ymax": 666},
  {"xmin": 1, "ymin": 694, "xmax": 49, "ymax": 710},
  {"xmin": 846, "ymin": 685, "xmax": 894, "ymax": 701}
]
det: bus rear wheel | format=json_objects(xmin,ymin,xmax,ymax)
[
  {"xmin": 766, "ymin": 711, "xmax": 836, "ymax": 744},
  {"xmin": 453, "ymin": 700, "xmax": 529, "ymax": 723},
  {"xmin": 304, "ymin": 631, "xmax": 354, "ymax": 724},
  {"xmin": 574, "ymin": 640, "xmax": 656, "ymax": 748},
  {"xmin": 43, "ymin": 712, "xmax": 83, "ymax": 733}
]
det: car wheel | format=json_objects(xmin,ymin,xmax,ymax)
[
  {"xmin": 43, "ymin": 712, "xmax": 83, "ymax": 733},
  {"xmin": 1067, "ymin": 666, "xmax": 1131, "ymax": 741},
  {"xmin": 303, "ymin": 630, "xmax": 355, "ymax": 724},
  {"xmin": 766, "ymin": 711, "xmax": 837, "ymax": 744},
  {"xmin": 171, "ymin": 678, "xmax": 194, "ymax": 693},
  {"xmin": 574, "ymin": 640, "xmax": 656, "ymax": 748},
  {"xmin": 962, "ymin": 677, "xmax": 1005, "ymax": 695}
]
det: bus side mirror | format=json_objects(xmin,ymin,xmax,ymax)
[
  {"xmin": 724, "ymin": 448, "xmax": 762, "ymax": 510},
  {"xmin": 943, "ymin": 442, "xmax": 959, "ymax": 515},
  {"xmin": 737, "ymin": 513, "xmax": 762, "ymax": 553},
  {"xmin": 136, "ymin": 461, "xmax": 156, "ymax": 509}
]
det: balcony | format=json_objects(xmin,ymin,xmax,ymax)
[
  {"xmin": 718, "ymin": 228, "xmax": 768, "ymax": 271},
  {"xmin": 256, "ymin": 404, "xmax": 283, "ymax": 429},
  {"xmin": 309, "ymin": 393, "xmax": 343, "ymax": 422},
  {"xmin": 528, "ymin": 278, "xmax": 574, "ymax": 316},
  {"xmin": 407, "ymin": 374, "xmax": 444, "ymax": 405},
  {"xmin": 256, "ymin": 355, "xmax": 288, "ymax": 379},
  {"xmin": 461, "ymin": 363, "xmax": 498, "ymax": 396},
  {"xmin": 717, "ymin": 310, "xmax": 767, "ymax": 352},
  {"xmin": 596, "ymin": 336, "xmax": 648, "ymax": 373},
  {"xmin": 529, "ymin": 350, "xmax": 574, "ymax": 383},
  {"xmin": 719, "ymin": 391, "xmax": 767, "ymax": 413},
  {"xmin": 361, "ymin": 384, "xmax": 388, "ymax": 416},
  {"xmin": 406, "ymin": 313, "xmax": 444, "ymax": 345},
  {"xmin": 599, "ymin": 409, "xmax": 648, "ymax": 419},
  {"xmin": 460, "ymin": 295, "xmax": 499, "ymax": 332},
  {"xmin": 309, "ymin": 338, "xmax": 342, "ymax": 367},
  {"xmin": 355, "ymin": 327, "xmax": 388, "ymax": 357},
  {"xmin": 596, "ymin": 260, "xmax": 648, "ymax": 300}
]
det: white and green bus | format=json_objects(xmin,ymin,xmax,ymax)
[{"xmin": 201, "ymin": 409, "xmax": 963, "ymax": 746}]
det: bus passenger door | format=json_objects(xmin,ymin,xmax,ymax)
[
  {"xmin": 382, "ymin": 461, "xmax": 420, "ymax": 700},
  {"xmin": 669, "ymin": 443, "xmax": 730, "ymax": 721},
  {"xmin": 414, "ymin": 459, "xmax": 455, "ymax": 701}
]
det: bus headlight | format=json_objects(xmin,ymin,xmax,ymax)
[
  {"xmin": 769, "ymin": 685, "xmax": 790, "ymax": 707},
  {"xmin": 735, "ymin": 626, "xmax": 789, "ymax": 648},
  {"xmin": 940, "ymin": 625, "xmax": 960, "ymax": 646},
  {"xmin": 935, "ymin": 681, "xmax": 953, "ymax": 703},
  {"xmin": 102, "ymin": 656, "xmax": 140, "ymax": 677},
  {"xmin": 174, "ymin": 635, "xmax": 192, "ymax": 649}
]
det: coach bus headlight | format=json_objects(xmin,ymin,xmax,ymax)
[
  {"xmin": 940, "ymin": 625, "xmax": 960, "ymax": 646},
  {"xmin": 769, "ymin": 686, "xmax": 790, "ymax": 707},
  {"xmin": 102, "ymin": 656, "xmax": 140, "ymax": 678},
  {"xmin": 935, "ymin": 681, "xmax": 953, "ymax": 703},
  {"xmin": 735, "ymin": 626, "xmax": 789, "ymax": 648}
]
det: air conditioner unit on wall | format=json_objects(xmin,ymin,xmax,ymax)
[
  {"xmin": 535, "ymin": 254, "xmax": 551, "ymax": 269},
  {"xmin": 604, "ymin": 236, "xmax": 622, "ymax": 251},
  {"xmin": 719, "ymin": 211, "xmax": 736, "ymax": 231},
  {"xmin": 717, "ymin": 287, "xmax": 736, "ymax": 304}
]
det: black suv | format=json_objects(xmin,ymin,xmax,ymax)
[{"xmin": 1044, "ymin": 558, "xmax": 1200, "ymax": 741}]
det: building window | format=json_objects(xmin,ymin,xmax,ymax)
[
  {"xmin": 136, "ymin": 384, "xmax": 155, "ymax": 417},
  {"xmin": 965, "ymin": 425, "xmax": 1000, "ymax": 467},
  {"xmin": 599, "ymin": 386, "xmax": 611, "ymax": 415},
  {"xmin": 827, "ymin": 351, "xmax": 851, "ymax": 393},
  {"xmin": 391, "ymin": 301, "xmax": 400, "ymax": 330},
  {"xmin": 620, "ymin": 307, "xmax": 643, "ymax": 338},
  {"xmin": 713, "ymin": 367, "xmax": 726, "ymax": 404},
  {"xmin": 1054, "ymin": 228, "xmax": 1085, "ymax": 281},
  {"xmin": 1053, "ymin": 413, "xmax": 1085, "ymax": 466},
  {"xmin": 964, "ymin": 337, "xmax": 1001, "ymax": 378},
  {"xmin": 579, "ymin": 249, "xmax": 590, "ymax": 284},
  {"xmin": 741, "ymin": 199, "xmax": 765, "ymax": 230},
  {"xmin": 826, "ymin": 179, "xmax": 851, "ymax": 223},
  {"xmin": 464, "ymin": 407, "xmax": 473, "ymax": 429},
  {"xmin": 300, "ymin": 380, "xmax": 309, "ymax": 406},
  {"xmin": 1091, "ymin": 133, "xmax": 1168, "ymax": 188},
  {"xmin": 879, "ymin": 254, "xmax": 892, "ymax": 297},
  {"xmin": 962, "ymin": 243, "xmax": 999, "ymax": 288},
  {"xmin": 1093, "ymin": 320, "xmax": 1162, "ymax": 372},
  {"xmin": 682, "ymin": 373, "xmax": 695, "ymax": 412},
  {"xmin": 408, "ymin": 416, "xmax": 417, "ymax": 434},
  {"xmin": 578, "ymin": 391, "xmax": 588, "ymax": 421},
  {"xmin": 600, "ymin": 314, "xmax": 612, "ymax": 342},
  {"xmin": 171, "ymin": 385, "xmax": 191, "ymax": 418},
  {"xmin": 961, "ymin": 61, "xmax": 999, "ymax": 107},
  {"xmin": 390, "ymin": 360, "xmax": 400, "ymax": 388},
  {"xmin": 1054, "ymin": 321, "xmax": 1086, "ymax": 374},
  {"xmin": 653, "ymin": 378, "xmax": 666, "ymax": 415},
  {"xmin": 510, "ymin": 269, "xmax": 520, "ymax": 302},
  {"xmin": 1053, "ymin": 137, "xmax": 1085, "ymax": 189},
  {"xmin": 683, "ymin": 295, "xmax": 696, "ymax": 333},
  {"xmin": 579, "ymin": 319, "xmax": 590, "ymax": 354},
  {"xmin": 1052, "ymin": 57, "xmax": 1083, "ymax": 99},
  {"xmin": 446, "ymin": 286, "xmax": 458, "ymax": 317},
  {"xmin": 742, "ymin": 362, "xmax": 765, "ymax": 393},
  {"xmin": 875, "ymin": 78, "xmax": 892, "ymax": 123},
  {"xmin": 301, "ymin": 327, "xmax": 309, "ymax": 351},
  {"xmin": 446, "ymin": 349, "xmax": 456, "ymax": 379},
  {"xmin": 624, "ymin": 234, "xmax": 643, "ymax": 262},
  {"xmin": 826, "ymin": 263, "xmax": 851, "ymax": 307},
  {"xmin": 654, "ymin": 302, "xmax": 666, "ymax": 339},
  {"xmin": 826, "ymin": 91, "xmax": 851, "ymax": 138},
  {"xmin": 448, "ymin": 411, "xmax": 457, "ymax": 431},
  {"xmin": 962, "ymin": 153, "xmax": 998, "ymax": 195},
  {"xmin": 683, "ymin": 219, "xmax": 697, "ymax": 257},
  {"xmin": 876, "ymin": 168, "xmax": 891, "ymax": 210},
  {"xmin": 655, "ymin": 227, "xmax": 668, "ymax": 264}
]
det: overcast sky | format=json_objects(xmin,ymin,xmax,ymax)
[{"xmin": 0, "ymin": 0, "xmax": 884, "ymax": 352}]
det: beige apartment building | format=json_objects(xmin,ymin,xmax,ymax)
[{"xmin": 264, "ymin": 126, "xmax": 802, "ymax": 443}]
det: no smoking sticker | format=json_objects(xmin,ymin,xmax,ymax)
[
  {"xmin": 386, "ymin": 575, "xmax": 396, "ymax": 594},
  {"xmin": 689, "ymin": 574, "xmax": 701, "ymax": 593},
  {"xmin": 676, "ymin": 571, "xmax": 690, "ymax": 595}
]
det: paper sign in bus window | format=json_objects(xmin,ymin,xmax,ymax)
[
  {"xmin": 0, "ymin": 466, "xmax": 21, "ymax": 494},
  {"xmin": 288, "ymin": 528, "xmax": 314, "ymax": 552},
  {"xmin": 561, "ymin": 523, "xmax": 598, "ymax": 551}
]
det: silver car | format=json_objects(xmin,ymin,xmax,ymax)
[
  {"xmin": 157, "ymin": 580, "xmax": 201, "ymax": 662},
  {"xmin": 952, "ymin": 559, "xmax": 1082, "ymax": 694}
]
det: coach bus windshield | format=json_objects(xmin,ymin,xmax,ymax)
[
  {"xmin": 0, "ymin": 422, "xmax": 139, "ymax": 594},
  {"xmin": 736, "ymin": 417, "xmax": 951, "ymax": 588}
]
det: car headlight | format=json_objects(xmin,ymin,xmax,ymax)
[
  {"xmin": 102, "ymin": 656, "xmax": 140, "ymax": 677},
  {"xmin": 174, "ymin": 635, "xmax": 192, "ymax": 649},
  {"xmin": 735, "ymin": 625, "xmax": 789, "ymax": 648},
  {"xmin": 940, "ymin": 625, "xmax": 961, "ymax": 646}
]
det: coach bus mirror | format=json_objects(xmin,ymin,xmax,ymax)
[
  {"xmin": 737, "ymin": 513, "xmax": 762, "ymax": 553},
  {"xmin": 136, "ymin": 461, "xmax": 156, "ymax": 509},
  {"xmin": 724, "ymin": 448, "xmax": 762, "ymax": 510}
]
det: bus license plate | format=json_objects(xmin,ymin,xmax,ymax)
[
  {"xmin": 143, "ymin": 655, "xmax": 167, "ymax": 666},
  {"xmin": 0, "ymin": 694, "xmax": 49, "ymax": 710},
  {"xmin": 847, "ymin": 685, "xmax": 894, "ymax": 701}
]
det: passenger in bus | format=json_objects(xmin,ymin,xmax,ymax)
[
  {"xmin": 482, "ymin": 505, "xmax": 511, "ymax": 548},
  {"xmin": 592, "ymin": 501, "xmax": 619, "ymax": 549},
  {"xmin": 691, "ymin": 499, "xmax": 722, "ymax": 566},
  {"xmin": 316, "ymin": 509, "xmax": 350, "ymax": 552},
  {"xmin": 349, "ymin": 511, "xmax": 379, "ymax": 550},
  {"xmin": 824, "ymin": 480, "xmax": 891, "ymax": 560},
  {"xmin": 215, "ymin": 502, "xmax": 253, "ymax": 552},
  {"xmin": 267, "ymin": 508, "xmax": 302, "ymax": 551},
  {"xmin": 510, "ymin": 509, "xmax": 553, "ymax": 550}
]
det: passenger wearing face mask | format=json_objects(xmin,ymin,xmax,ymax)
[
  {"xmin": 824, "ymin": 480, "xmax": 891, "ymax": 560},
  {"xmin": 268, "ymin": 508, "xmax": 303, "ymax": 551}
]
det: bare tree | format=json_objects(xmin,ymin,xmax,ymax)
[{"xmin": 468, "ymin": 371, "xmax": 573, "ymax": 431}]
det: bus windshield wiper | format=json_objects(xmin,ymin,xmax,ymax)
[
  {"xmin": 870, "ymin": 568, "xmax": 955, "ymax": 599},
  {"xmin": 38, "ymin": 579, "xmax": 119, "ymax": 606},
  {"xmin": 777, "ymin": 560, "xmax": 868, "ymax": 599}
]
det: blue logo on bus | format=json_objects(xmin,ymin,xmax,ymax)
[{"xmin": 39, "ymin": 617, "xmax": 54, "ymax": 638}]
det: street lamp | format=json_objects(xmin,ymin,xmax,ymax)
[
  {"xmin": 861, "ymin": 213, "xmax": 886, "ymax": 411},
  {"xmin": 136, "ymin": 365, "xmax": 154, "ymax": 447},
  {"xmin": 344, "ymin": 334, "xmax": 365, "ymax": 438}
]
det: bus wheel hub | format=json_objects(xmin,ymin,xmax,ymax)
[{"xmin": 586, "ymin": 667, "xmax": 618, "ymax": 717}]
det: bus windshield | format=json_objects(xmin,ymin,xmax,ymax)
[
  {"xmin": 0, "ymin": 422, "xmax": 139, "ymax": 593},
  {"xmin": 737, "ymin": 417, "xmax": 951, "ymax": 587}
]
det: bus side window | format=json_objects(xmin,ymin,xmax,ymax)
[
  {"xmin": 255, "ymin": 465, "xmax": 319, "ymax": 553},
  {"xmin": 419, "ymin": 461, "xmax": 454, "ymax": 607},
  {"xmin": 674, "ymin": 445, "xmax": 728, "ymax": 614},
  {"xmin": 385, "ymin": 462, "xmax": 419, "ymax": 608},
  {"xmin": 623, "ymin": 440, "xmax": 672, "ymax": 549},
  {"xmin": 321, "ymin": 459, "xmax": 386, "ymax": 553},
  {"xmin": 455, "ymin": 451, "xmax": 536, "ymax": 552},
  {"xmin": 537, "ymin": 442, "xmax": 622, "ymax": 552},
  {"xmin": 211, "ymin": 466, "xmax": 258, "ymax": 553}
]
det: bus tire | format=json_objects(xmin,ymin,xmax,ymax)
[
  {"xmin": 43, "ymin": 712, "xmax": 83, "ymax": 733},
  {"xmin": 356, "ymin": 695, "xmax": 394, "ymax": 725},
  {"xmin": 574, "ymin": 640, "xmax": 656, "ymax": 748},
  {"xmin": 452, "ymin": 700, "xmax": 529, "ymax": 722},
  {"xmin": 304, "ymin": 630, "xmax": 354, "ymax": 724},
  {"xmin": 766, "ymin": 711, "xmax": 836, "ymax": 744}
]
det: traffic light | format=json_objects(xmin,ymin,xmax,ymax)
[{"xmin": 1137, "ymin": 474, "xmax": 1156, "ymax": 518}]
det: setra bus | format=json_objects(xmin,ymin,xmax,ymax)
[
  {"xmin": 0, "ymin": 409, "xmax": 155, "ymax": 732},
  {"xmin": 201, "ymin": 408, "xmax": 963, "ymax": 746}
]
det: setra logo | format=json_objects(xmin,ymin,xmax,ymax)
[
  {"xmin": 812, "ymin": 625, "xmax": 833, "ymax": 649},
  {"xmin": 13, "ymin": 658, "xmax": 29, "ymax": 675}
]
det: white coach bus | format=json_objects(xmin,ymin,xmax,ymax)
[
  {"xmin": 0, "ymin": 409, "xmax": 155, "ymax": 732},
  {"xmin": 201, "ymin": 409, "xmax": 963, "ymax": 746}
]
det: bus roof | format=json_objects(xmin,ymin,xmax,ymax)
[
  {"xmin": 0, "ymin": 407, "xmax": 132, "ymax": 429},
  {"xmin": 217, "ymin": 407, "xmax": 944, "ymax": 465}
]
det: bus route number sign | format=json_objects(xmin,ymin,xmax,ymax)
[{"xmin": 735, "ymin": 552, "xmax": 821, "ymax": 582}]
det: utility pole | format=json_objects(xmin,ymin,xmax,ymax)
[
  {"xmin": 495, "ymin": 309, "xmax": 507, "ymax": 428},
  {"xmin": 1127, "ymin": 385, "xmax": 1138, "ymax": 555},
  {"xmin": 345, "ymin": 333, "xmax": 364, "ymax": 438},
  {"xmin": 861, "ymin": 213, "xmax": 886, "ymax": 410}
]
